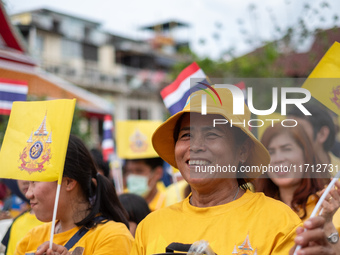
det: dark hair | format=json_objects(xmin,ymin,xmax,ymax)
[
  {"xmin": 173, "ymin": 113, "xmax": 251, "ymax": 190},
  {"xmin": 63, "ymin": 135, "xmax": 129, "ymax": 228},
  {"xmin": 288, "ymin": 103, "xmax": 335, "ymax": 151},
  {"xmin": 256, "ymin": 124, "xmax": 329, "ymax": 219},
  {"xmin": 125, "ymin": 157, "xmax": 164, "ymax": 171},
  {"xmin": 90, "ymin": 148, "xmax": 110, "ymax": 178},
  {"xmin": 118, "ymin": 193, "xmax": 151, "ymax": 224}
]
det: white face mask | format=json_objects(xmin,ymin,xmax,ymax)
[{"xmin": 126, "ymin": 174, "xmax": 150, "ymax": 197}]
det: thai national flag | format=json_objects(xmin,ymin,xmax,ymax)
[
  {"xmin": 0, "ymin": 78, "xmax": 28, "ymax": 115},
  {"xmin": 102, "ymin": 115, "xmax": 114, "ymax": 162},
  {"xmin": 161, "ymin": 62, "xmax": 208, "ymax": 115}
]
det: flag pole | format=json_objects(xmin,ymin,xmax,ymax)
[{"xmin": 49, "ymin": 183, "xmax": 61, "ymax": 249}]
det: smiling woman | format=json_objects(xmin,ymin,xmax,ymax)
[
  {"xmin": 256, "ymin": 123, "xmax": 340, "ymax": 252},
  {"xmin": 130, "ymin": 86, "xmax": 336, "ymax": 255},
  {"xmin": 15, "ymin": 135, "xmax": 133, "ymax": 255}
]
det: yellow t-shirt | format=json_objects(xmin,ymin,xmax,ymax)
[
  {"xmin": 330, "ymin": 152, "xmax": 340, "ymax": 177},
  {"xmin": 148, "ymin": 190, "xmax": 166, "ymax": 212},
  {"xmin": 131, "ymin": 190, "xmax": 302, "ymax": 255},
  {"xmin": 165, "ymin": 179, "xmax": 189, "ymax": 206},
  {"xmin": 4, "ymin": 210, "xmax": 43, "ymax": 255},
  {"xmin": 15, "ymin": 220, "xmax": 133, "ymax": 255}
]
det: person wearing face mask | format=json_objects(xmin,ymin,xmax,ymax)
[{"xmin": 123, "ymin": 157, "xmax": 166, "ymax": 211}]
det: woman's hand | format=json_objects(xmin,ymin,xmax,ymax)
[
  {"xmin": 318, "ymin": 180, "xmax": 340, "ymax": 223},
  {"xmin": 36, "ymin": 242, "xmax": 71, "ymax": 255},
  {"xmin": 290, "ymin": 216, "xmax": 335, "ymax": 255}
]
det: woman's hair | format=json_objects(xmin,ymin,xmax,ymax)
[
  {"xmin": 256, "ymin": 123, "xmax": 329, "ymax": 219},
  {"xmin": 173, "ymin": 113, "xmax": 251, "ymax": 190},
  {"xmin": 118, "ymin": 193, "xmax": 151, "ymax": 224},
  {"xmin": 63, "ymin": 134, "xmax": 129, "ymax": 228}
]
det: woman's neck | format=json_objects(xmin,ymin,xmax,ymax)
[
  {"xmin": 279, "ymin": 185, "xmax": 298, "ymax": 208},
  {"xmin": 190, "ymin": 180, "xmax": 243, "ymax": 207},
  {"xmin": 56, "ymin": 199, "xmax": 90, "ymax": 234}
]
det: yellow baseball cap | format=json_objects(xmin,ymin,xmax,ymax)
[{"xmin": 152, "ymin": 86, "xmax": 270, "ymax": 180}]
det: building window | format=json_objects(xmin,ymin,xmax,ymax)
[{"xmin": 128, "ymin": 107, "xmax": 149, "ymax": 120}]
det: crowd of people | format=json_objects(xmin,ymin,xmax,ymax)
[{"xmin": 0, "ymin": 86, "xmax": 339, "ymax": 254}]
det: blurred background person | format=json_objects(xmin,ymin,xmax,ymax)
[
  {"xmin": 288, "ymin": 103, "xmax": 340, "ymax": 175},
  {"xmin": 123, "ymin": 157, "xmax": 166, "ymax": 211},
  {"xmin": 1, "ymin": 180, "xmax": 43, "ymax": 255},
  {"xmin": 256, "ymin": 123, "xmax": 340, "ymax": 250},
  {"xmin": 118, "ymin": 193, "xmax": 151, "ymax": 237},
  {"xmin": 90, "ymin": 148, "xmax": 111, "ymax": 179}
]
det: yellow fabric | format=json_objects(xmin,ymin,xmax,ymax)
[
  {"xmin": 330, "ymin": 152, "xmax": 340, "ymax": 177},
  {"xmin": 148, "ymin": 189, "xmax": 166, "ymax": 212},
  {"xmin": 131, "ymin": 190, "xmax": 302, "ymax": 255},
  {"xmin": 301, "ymin": 41, "xmax": 340, "ymax": 114},
  {"xmin": 165, "ymin": 179, "xmax": 189, "ymax": 206},
  {"xmin": 116, "ymin": 120, "xmax": 162, "ymax": 159},
  {"xmin": 0, "ymin": 99, "xmax": 76, "ymax": 184},
  {"xmin": 300, "ymin": 194, "xmax": 340, "ymax": 233},
  {"xmin": 15, "ymin": 220, "xmax": 133, "ymax": 255},
  {"xmin": 6, "ymin": 211, "xmax": 43, "ymax": 255}
]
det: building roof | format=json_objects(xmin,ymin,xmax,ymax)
[
  {"xmin": 12, "ymin": 8, "xmax": 101, "ymax": 27},
  {"xmin": 0, "ymin": 3, "xmax": 112, "ymax": 117},
  {"xmin": 140, "ymin": 20, "xmax": 189, "ymax": 31}
]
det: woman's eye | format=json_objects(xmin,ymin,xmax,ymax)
[
  {"xmin": 179, "ymin": 133, "xmax": 191, "ymax": 139},
  {"xmin": 206, "ymin": 132, "xmax": 219, "ymax": 138}
]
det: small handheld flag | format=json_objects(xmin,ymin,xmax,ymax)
[
  {"xmin": 302, "ymin": 41, "xmax": 340, "ymax": 115},
  {"xmin": 0, "ymin": 99, "xmax": 76, "ymax": 184},
  {"xmin": 0, "ymin": 78, "xmax": 28, "ymax": 115},
  {"xmin": 102, "ymin": 114, "xmax": 114, "ymax": 162},
  {"xmin": 161, "ymin": 62, "xmax": 208, "ymax": 115},
  {"xmin": 116, "ymin": 120, "xmax": 162, "ymax": 159}
]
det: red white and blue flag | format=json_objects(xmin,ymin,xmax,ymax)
[
  {"xmin": 161, "ymin": 62, "xmax": 208, "ymax": 115},
  {"xmin": 0, "ymin": 78, "xmax": 28, "ymax": 115},
  {"xmin": 102, "ymin": 114, "xmax": 114, "ymax": 162}
]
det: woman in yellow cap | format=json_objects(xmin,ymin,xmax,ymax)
[{"xmin": 131, "ymin": 86, "xmax": 335, "ymax": 255}]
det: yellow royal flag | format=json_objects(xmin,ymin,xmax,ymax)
[
  {"xmin": 302, "ymin": 41, "xmax": 340, "ymax": 115},
  {"xmin": 116, "ymin": 120, "xmax": 162, "ymax": 159},
  {"xmin": 0, "ymin": 99, "xmax": 76, "ymax": 184}
]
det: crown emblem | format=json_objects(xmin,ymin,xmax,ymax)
[
  {"xmin": 331, "ymin": 85, "xmax": 340, "ymax": 109},
  {"xmin": 129, "ymin": 129, "xmax": 148, "ymax": 153},
  {"xmin": 19, "ymin": 114, "xmax": 52, "ymax": 174}
]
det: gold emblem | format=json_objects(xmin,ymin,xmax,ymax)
[
  {"xmin": 129, "ymin": 129, "xmax": 148, "ymax": 152},
  {"xmin": 19, "ymin": 115, "xmax": 52, "ymax": 174},
  {"xmin": 331, "ymin": 85, "xmax": 340, "ymax": 109}
]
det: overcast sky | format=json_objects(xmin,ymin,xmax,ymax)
[{"xmin": 5, "ymin": 0, "xmax": 340, "ymax": 59}]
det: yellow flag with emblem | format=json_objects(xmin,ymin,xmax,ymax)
[
  {"xmin": 116, "ymin": 120, "xmax": 162, "ymax": 159},
  {"xmin": 302, "ymin": 41, "xmax": 340, "ymax": 115},
  {"xmin": 0, "ymin": 99, "xmax": 76, "ymax": 184}
]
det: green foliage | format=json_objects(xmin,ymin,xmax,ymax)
[
  {"xmin": 70, "ymin": 105, "xmax": 90, "ymax": 143},
  {"xmin": 0, "ymin": 115, "xmax": 9, "ymax": 146}
]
